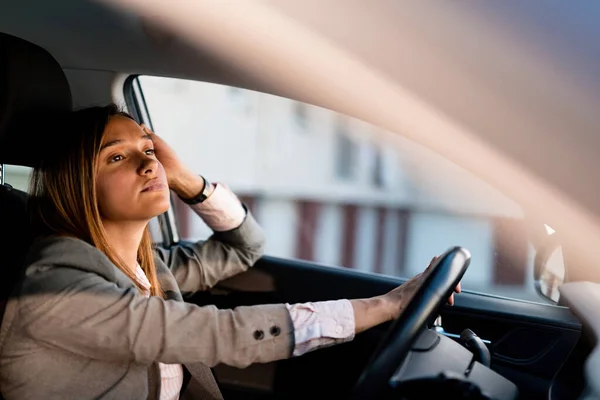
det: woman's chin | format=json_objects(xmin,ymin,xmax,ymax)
[
  {"xmin": 139, "ymin": 197, "xmax": 171, "ymax": 219},
  {"xmin": 152, "ymin": 201, "xmax": 171, "ymax": 217}
]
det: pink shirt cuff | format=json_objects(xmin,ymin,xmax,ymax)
[
  {"xmin": 286, "ymin": 299, "xmax": 355, "ymax": 357},
  {"xmin": 189, "ymin": 183, "xmax": 247, "ymax": 232}
]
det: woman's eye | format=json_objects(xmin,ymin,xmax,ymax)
[
  {"xmin": 110, "ymin": 155, "xmax": 124, "ymax": 163},
  {"xmin": 145, "ymin": 149, "xmax": 156, "ymax": 156}
]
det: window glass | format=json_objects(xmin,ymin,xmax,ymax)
[
  {"xmin": 334, "ymin": 120, "xmax": 357, "ymax": 181},
  {"xmin": 2, "ymin": 165, "xmax": 31, "ymax": 192},
  {"xmin": 292, "ymin": 102, "xmax": 309, "ymax": 132},
  {"xmin": 136, "ymin": 75, "xmax": 548, "ymax": 302}
]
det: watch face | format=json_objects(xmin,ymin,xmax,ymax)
[
  {"xmin": 197, "ymin": 176, "xmax": 210, "ymax": 203},
  {"xmin": 201, "ymin": 178, "xmax": 210, "ymax": 195}
]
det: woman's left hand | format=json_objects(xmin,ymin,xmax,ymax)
[
  {"xmin": 141, "ymin": 125, "xmax": 204, "ymax": 199},
  {"xmin": 141, "ymin": 125, "xmax": 185, "ymax": 184}
]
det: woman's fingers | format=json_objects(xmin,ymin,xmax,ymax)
[
  {"xmin": 424, "ymin": 255, "xmax": 462, "ymax": 305},
  {"xmin": 425, "ymin": 256, "xmax": 439, "ymax": 272},
  {"xmin": 141, "ymin": 124, "xmax": 155, "ymax": 136}
]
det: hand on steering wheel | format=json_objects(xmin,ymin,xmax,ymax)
[{"xmin": 383, "ymin": 256, "xmax": 462, "ymax": 320}]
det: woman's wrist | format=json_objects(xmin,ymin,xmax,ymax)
[
  {"xmin": 378, "ymin": 294, "xmax": 398, "ymax": 322},
  {"xmin": 170, "ymin": 168, "xmax": 214, "ymax": 200},
  {"xmin": 351, "ymin": 295, "xmax": 397, "ymax": 334}
]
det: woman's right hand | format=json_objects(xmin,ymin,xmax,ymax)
[
  {"xmin": 382, "ymin": 256, "xmax": 461, "ymax": 319},
  {"xmin": 350, "ymin": 256, "xmax": 461, "ymax": 334}
]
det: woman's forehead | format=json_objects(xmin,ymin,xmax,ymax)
[{"xmin": 103, "ymin": 116, "xmax": 143, "ymax": 142}]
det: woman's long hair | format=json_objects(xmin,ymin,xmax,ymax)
[{"xmin": 29, "ymin": 104, "xmax": 163, "ymax": 297}]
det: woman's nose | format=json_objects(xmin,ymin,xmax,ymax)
[{"xmin": 138, "ymin": 155, "xmax": 158, "ymax": 175}]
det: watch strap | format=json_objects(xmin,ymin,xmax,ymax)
[{"xmin": 180, "ymin": 175, "xmax": 211, "ymax": 205}]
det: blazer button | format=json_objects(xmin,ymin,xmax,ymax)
[
  {"xmin": 253, "ymin": 330, "xmax": 265, "ymax": 340},
  {"xmin": 270, "ymin": 326, "xmax": 281, "ymax": 337}
]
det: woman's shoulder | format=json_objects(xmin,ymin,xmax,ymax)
[
  {"xmin": 25, "ymin": 235, "xmax": 121, "ymax": 281},
  {"xmin": 27, "ymin": 235, "xmax": 98, "ymax": 265}
]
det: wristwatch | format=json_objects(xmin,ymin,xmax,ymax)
[{"xmin": 180, "ymin": 175, "xmax": 212, "ymax": 205}]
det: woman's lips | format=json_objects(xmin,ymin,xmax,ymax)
[{"xmin": 141, "ymin": 180, "xmax": 166, "ymax": 192}]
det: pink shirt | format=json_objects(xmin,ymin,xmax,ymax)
[{"xmin": 139, "ymin": 183, "xmax": 355, "ymax": 399}]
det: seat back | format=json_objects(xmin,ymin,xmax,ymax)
[{"xmin": 0, "ymin": 33, "xmax": 72, "ymax": 327}]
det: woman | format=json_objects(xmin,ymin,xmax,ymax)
[{"xmin": 0, "ymin": 104, "xmax": 459, "ymax": 400}]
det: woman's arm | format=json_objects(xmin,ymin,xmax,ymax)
[
  {"xmin": 282, "ymin": 257, "xmax": 460, "ymax": 356},
  {"xmin": 13, "ymin": 258, "xmax": 456, "ymax": 367},
  {"xmin": 154, "ymin": 180, "xmax": 265, "ymax": 294},
  {"xmin": 15, "ymin": 266, "xmax": 290, "ymax": 368},
  {"xmin": 147, "ymin": 128, "xmax": 265, "ymax": 294}
]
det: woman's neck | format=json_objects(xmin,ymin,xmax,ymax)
[{"xmin": 101, "ymin": 220, "xmax": 147, "ymax": 272}]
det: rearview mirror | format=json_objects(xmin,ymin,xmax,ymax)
[{"xmin": 533, "ymin": 235, "xmax": 565, "ymax": 303}]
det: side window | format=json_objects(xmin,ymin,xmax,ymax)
[
  {"xmin": 134, "ymin": 75, "xmax": 543, "ymax": 302},
  {"xmin": 2, "ymin": 165, "xmax": 32, "ymax": 192}
]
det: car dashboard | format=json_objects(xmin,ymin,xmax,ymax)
[{"xmin": 382, "ymin": 328, "xmax": 518, "ymax": 399}]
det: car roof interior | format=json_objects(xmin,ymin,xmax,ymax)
[{"xmin": 1, "ymin": 0, "xmax": 266, "ymax": 110}]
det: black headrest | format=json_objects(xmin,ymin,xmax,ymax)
[{"xmin": 0, "ymin": 33, "xmax": 73, "ymax": 167}]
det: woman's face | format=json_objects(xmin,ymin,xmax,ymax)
[{"xmin": 95, "ymin": 116, "xmax": 170, "ymax": 222}]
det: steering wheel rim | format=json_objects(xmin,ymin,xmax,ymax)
[{"xmin": 352, "ymin": 246, "xmax": 471, "ymax": 399}]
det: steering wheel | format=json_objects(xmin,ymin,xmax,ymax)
[{"xmin": 352, "ymin": 246, "xmax": 471, "ymax": 399}]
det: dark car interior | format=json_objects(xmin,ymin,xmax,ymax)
[{"xmin": 0, "ymin": 11, "xmax": 595, "ymax": 400}]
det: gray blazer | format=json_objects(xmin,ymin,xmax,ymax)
[{"xmin": 0, "ymin": 212, "xmax": 294, "ymax": 400}]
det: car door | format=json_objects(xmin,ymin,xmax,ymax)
[{"xmin": 127, "ymin": 76, "xmax": 582, "ymax": 400}]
